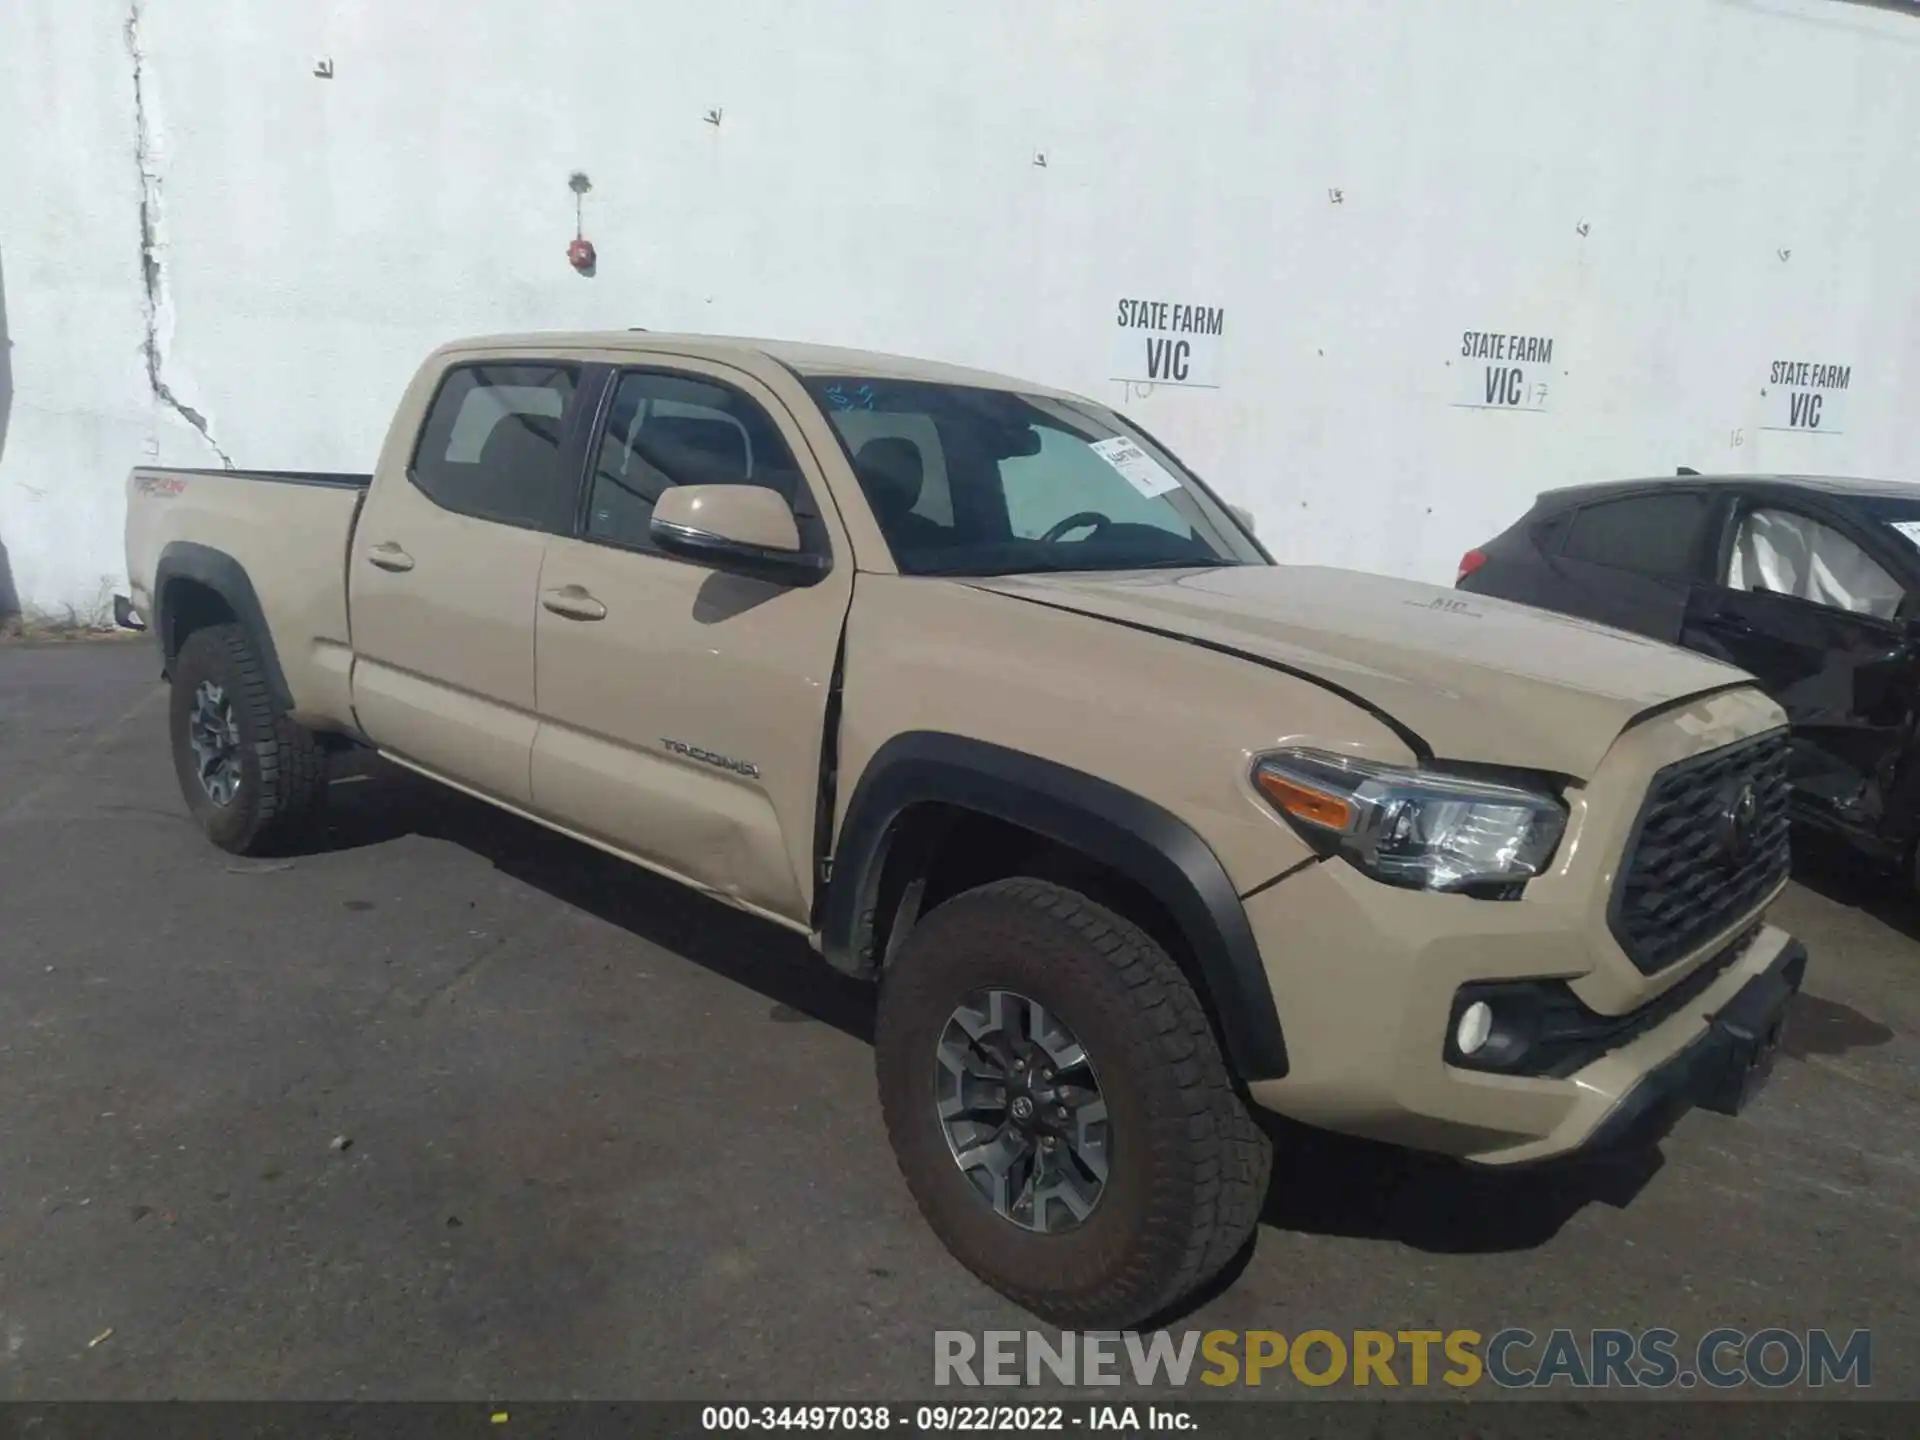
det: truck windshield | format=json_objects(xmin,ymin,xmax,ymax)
[{"xmin": 800, "ymin": 376, "xmax": 1265, "ymax": 577}]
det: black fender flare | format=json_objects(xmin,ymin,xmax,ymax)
[
  {"xmin": 152, "ymin": 541, "xmax": 295, "ymax": 713},
  {"xmin": 823, "ymin": 731, "xmax": 1289, "ymax": 1081}
]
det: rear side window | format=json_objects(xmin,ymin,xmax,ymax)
[
  {"xmin": 1561, "ymin": 491, "xmax": 1711, "ymax": 578},
  {"xmin": 410, "ymin": 363, "xmax": 582, "ymax": 531}
]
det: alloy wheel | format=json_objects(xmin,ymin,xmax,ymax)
[
  {"xmin": 187, "ymin": 680, "xmax": 243, "ymax": 807},
  {"xmin": 934, "ymin": 988, "xmax": 1109, "ymax": 1234}
]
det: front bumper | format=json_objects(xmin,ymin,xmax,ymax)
[
  {"xmin": 1573, "ymin": 936, "xmax": 1804, "ymax": 1160},
  {"xmin": 1238, "ymin": 686, "xmax": 1805, "ymax": 1165},
  {"xmin": 1239, "ymin": 854, "xmax": 1805, "ymax": 1165}
]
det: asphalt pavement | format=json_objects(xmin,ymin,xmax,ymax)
[{"xmin": 1, "ymin": 638, "xmax": 1916, "ymax": 1400}]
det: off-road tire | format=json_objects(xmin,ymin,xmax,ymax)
[
  {"xmin": 169, "ymin": 622, "xmax": 327, "ymax": 855},
  {"xmin": 876, "ymin": 877, "xmax": 1273, "ymax": 1327}
]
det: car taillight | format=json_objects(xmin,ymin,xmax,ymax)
[{"xmin": 1457, "ymin": 549, "xmax": 1488, "ymax": 585}]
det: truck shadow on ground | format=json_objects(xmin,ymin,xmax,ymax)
[
  {"xmin": 319, "ymin": 760, "xmax": 878, "ymax": 1042},
  {"xmin": 1255, "ymin": 1120, "xmax": 1663, "ymax": 1252},
  {"xmin": 315, "ymin": 760, "xmax": 1675, "ymax": 1271},
  {"xmin": 1158, "ymin": 1134, "xmax": 1666, "ymax": 1324}
]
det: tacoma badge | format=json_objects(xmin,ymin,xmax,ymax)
[{"xmin": 661, "ymin": 738, "xmax": 761, "ymax": 779}]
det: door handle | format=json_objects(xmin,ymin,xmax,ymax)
[
  {"xmin": 366, "ymin": 542, "xmax": 415, "ymax": 573},
  {"xmin": 542, "ymin": 585, "xmax": 607, "ymax": 622},
  {"xmin": 1711, "ymin": 610, "xmax": 1754, "ymax": 633}
]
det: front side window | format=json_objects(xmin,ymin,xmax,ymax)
[
  {"xmin": 410, "ymin": 363, "xmax": 580, "ymax": 531},
  {"xmin": 1727, "ymin": 506, "xmax": 1904, "ymax": 620},
  {"xmin": 585, "ymin": 370, "xmax": 814, "ymax": 553},
  {"xmin": 801, "ymin": 376, "xmax": 1262, "ymax": 576}
]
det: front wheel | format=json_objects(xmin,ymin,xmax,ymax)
[
  {"xmin": 875, "ymin": 877, "xmax": 1272, "ymax": 1327},
  {"xmin": 168, "ymin": 622, "xmax": 328, "ymax": 855}
]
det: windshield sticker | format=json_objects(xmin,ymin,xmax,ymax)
[
  {"xmin": 1090, "ymin": 436, "xmax": 1182, "ymax": 499},
  {"xmin": 1888, "ymin": 520, "xmax": 1920, "ymax": 549},
  {"xmin": 823, "ymin": 383, "xmax": 877, "ymax": 412}
]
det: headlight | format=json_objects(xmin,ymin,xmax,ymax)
[{"xmin": 1252, "ymin": 748, "xmax": 1567, "ymax": 896}]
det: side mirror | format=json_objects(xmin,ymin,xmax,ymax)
[
  {"xmin": 1228, "ymin": 503, "xmax": 1257, "ymax": 537},
  {"xmin": 650, "ymin": 485, "xmax": 829, "ymax": 587}
]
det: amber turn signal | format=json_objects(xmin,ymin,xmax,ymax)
[{"xmin": 1254, "ymin": 769, "xmax": 1353, "ymax": 831}]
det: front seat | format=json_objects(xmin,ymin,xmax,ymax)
[{"xmin": 853, "ymin": 437, "xmax": 946, "ymax": 554}]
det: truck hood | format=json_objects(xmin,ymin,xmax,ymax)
[{"xmin": 965, "ymin": 565, "xmax": 1752, "ymax": 779}]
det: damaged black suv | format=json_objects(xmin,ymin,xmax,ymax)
[{"xmin": 1459, "ymin": 472, "xmax": 1920, "ymax": 887}]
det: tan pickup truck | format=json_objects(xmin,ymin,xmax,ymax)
[{"xmin": 121, "ymin": 331, "xmax": 1807, "ymax": 1327}]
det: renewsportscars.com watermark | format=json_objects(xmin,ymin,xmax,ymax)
[{"xmin": 934, "ymin": 1327, "xmax": 1873, "ymax": 1390}]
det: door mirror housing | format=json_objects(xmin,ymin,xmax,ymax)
[
  {"xmin": 650, "ymin": 485, "xmax": 829, "ymax": 587},
  {"xmin": 1228, "ymin": 503, "xmax": 1257, "ymax": 538}
]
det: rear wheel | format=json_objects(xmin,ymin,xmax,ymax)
[
  {"xmin": 875, "ymin": 877, "xmax": 1271, "ymax": 1327},
  {"xmin": 168, "ymin": 623, "xmax": 328, "ymax": 855}
]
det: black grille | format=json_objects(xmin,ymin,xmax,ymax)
[{"xmin": 1609, "ymin": 728, "xmax": 1792, "ymax": 974}]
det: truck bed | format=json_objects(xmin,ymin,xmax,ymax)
[{"xmin": 125, "ymin": 465, "xmax": 369, "ymax": 726}]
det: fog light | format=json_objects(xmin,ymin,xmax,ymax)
[{"xmin": 1456, "ymin": 1001, "xmax": 1494, "ymax": 1056}]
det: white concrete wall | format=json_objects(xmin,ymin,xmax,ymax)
[{"xmin": 3, "ymin": 0, "xmax": 1917, "ymax": 622}]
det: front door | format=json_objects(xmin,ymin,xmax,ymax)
[
  {"xmin": 529, "ymin": 361, "xmax": 853, "ymax": 925},
  {"xmin": 349, "ymin": 359, "xmax": 591, "ymax": 804},
  {"xmin": 1681, "ymin": 500, "xmax": 1919, "ymax": 826}
]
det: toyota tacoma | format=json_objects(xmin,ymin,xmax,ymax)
[{"xmin": 120, "ymin": 331, "xmax": 1807, "ymax": 1326}]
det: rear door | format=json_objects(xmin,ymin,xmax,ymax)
[
  {"xmin": 528, "ymin": 358, "xmax": 853, "ymax": 926},
  {"xmin": 1537, "ymin": 488, "xmax": 1717, "ymax": 643},
  {"xmin": 349, "ymin": 358, "xmax": 598, "ymax": 804},
  {"xmin": 1680, "ymin": 494, "xmax": 1920, "ymax": 821}
]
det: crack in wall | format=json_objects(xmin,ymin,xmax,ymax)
[{"xmin": 125, "ymin": 0, "xmax": 231, "ymax": 468}]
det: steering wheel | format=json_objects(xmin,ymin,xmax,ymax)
[{"xmin": 1039, "ymin": 511, "xmax": 1112, "ymax": 544}]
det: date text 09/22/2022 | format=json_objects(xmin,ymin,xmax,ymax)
[{"xmin": 701, "ymin": 1406, "xmax": 1184, "ymax": 1432}]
